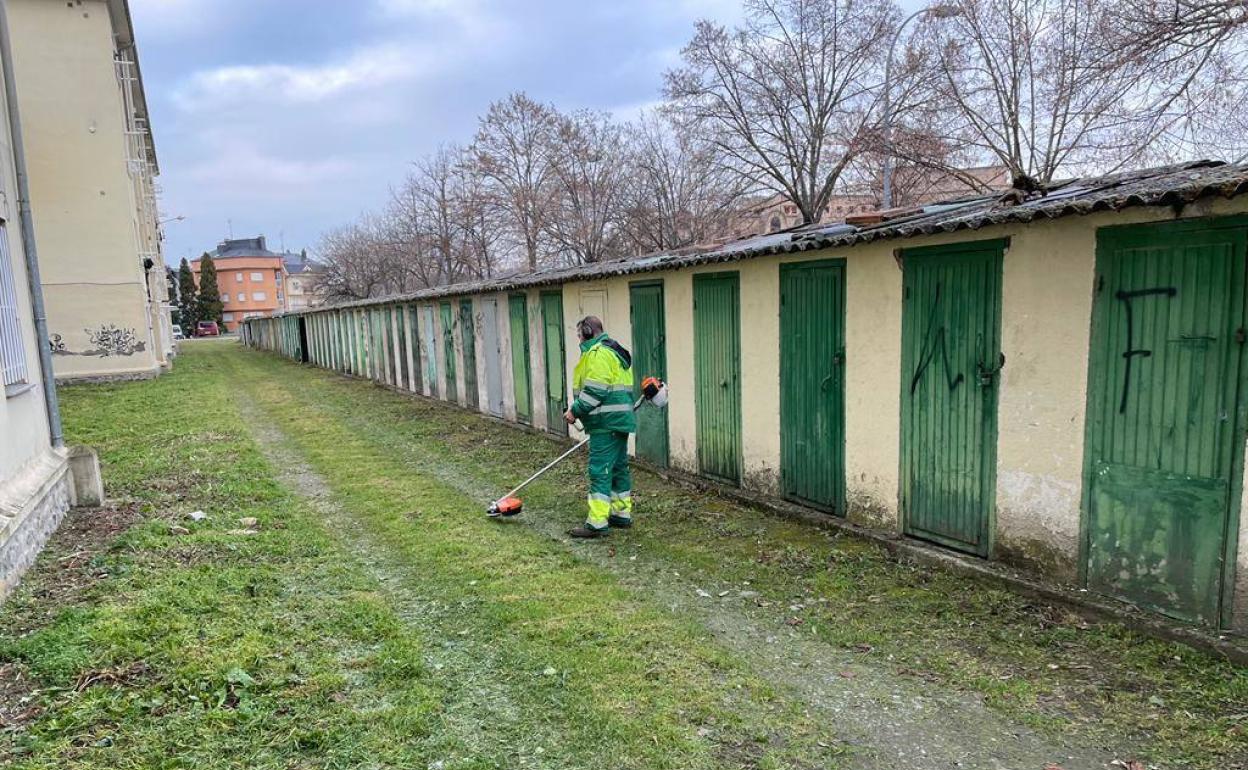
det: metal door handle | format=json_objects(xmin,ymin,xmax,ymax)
[
  {"xmin": 720, "ymin": 379, "xmax": 729, "ymax": 388},
  {"xmin": 820, "ymin": 374, "xmax": 834, "ymax": 390}
]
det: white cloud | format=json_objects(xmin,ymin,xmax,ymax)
[
  {"xmin": 187, "ymin": 141, "xmax": 355, "ymax": 192},
  {"xmin": 173, "ymin": 44, "xmax": 431, "ymax": 110},
  {"xmin": 129, "ymin": 0, "xmax": 229, "ymax": 41}
]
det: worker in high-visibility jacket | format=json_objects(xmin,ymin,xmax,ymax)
[{"xmin": 564, "ymin": 316, "xmax": 636, "ymax": 538}]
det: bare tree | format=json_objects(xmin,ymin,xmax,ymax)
[
  {"xmin": 473, "ymin": 93, "xmax": 560, "ymax": 271},
  {"xmin": 665, "ymin": 0, "xmax": 897, "ymax": 224},
  {"xmin": 918, "ymin": 0, "xmax": 1248, "ymax": 190},
  {"xmin": 448, "ymin": 148, "xmax": 507, "ymax": 280},
  {"xmin": 618, "ymin": 111, "xmax": 745, "ymax": 252},
  {"xmin": 318, "ymin": 214, "xmax": 413, "ymax": 302},
  {"xmin": 543, "ymin": 110, "xmax": 630, "ymax": 265}
]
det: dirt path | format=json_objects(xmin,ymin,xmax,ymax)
[{"xmin": 236, "ymin": 381, "xmax": 1115, "ymax": 769}]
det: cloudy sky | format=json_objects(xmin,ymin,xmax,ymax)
[{"xmin": 131, "ymin": 0, "xmax": 768, "ymax": 265}]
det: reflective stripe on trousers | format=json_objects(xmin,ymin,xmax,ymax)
[{"xmin": 586, "ymin": 431, "xmax": 631, "ymax": 528}]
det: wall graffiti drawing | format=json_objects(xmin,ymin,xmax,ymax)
[{"xmin": 50, "ymin": 325, "xmax": 147, "ymax": 358}]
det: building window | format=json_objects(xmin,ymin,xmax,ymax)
[
  {"xmin": 252, "ymin": 291, "xmax": 266, "ymax": 301},
  {"xmin": 237, "ymin": 293, "xmax": 246, "ymax": 302},
  {"xmin": 0, "ymin": 224, "xmax": 29, "ymax": 387},
  {"xmin": 223, "ymin": 312, "xmax": 234, "ymax": 322},
  {"xmin": 221, "ymin": 293, "xmax": 229, "ymax": 303},
  {"xmin": 250, "ymin": 272, "xmax": 263, "ymax": 281},
  {"xmin": 235, "ymin": 272, "xmax": 244, "ymax": 282},
  {"xmin": 275, "ymin": 273, "xmax": 282, "ymax": 284},
  {"xmin": 291, "ymin": 280, "xmax": 300, "ymax": 291},
  {"xmin": 768, "ymin": 216, "xmax": 782, "ymax": 233}
]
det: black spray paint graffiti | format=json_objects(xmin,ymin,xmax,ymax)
[
  {"xmin": 50, "ymin": 325, "xmax": 147, "ymax": 358},
  {"xmin": 1115, "ymin": 286, "xmax": 1177, "ymax": 413},
  {"xmin": 910, "ymin": 282, "xmax": 964, "ymax": 396}
]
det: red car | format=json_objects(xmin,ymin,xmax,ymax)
[{"xmin": 196, "ymin": 320, "xmax": 220, "ymax": 337}]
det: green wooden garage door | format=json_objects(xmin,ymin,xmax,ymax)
[
  {"xmin": 693, "ymin": 272, "xmax": 742, "ymax": 484},
  {"xmin": 541, "ymin": 291, "xmax": 567, "ymax": 436},
  {"xmin": 509, "ymin": 294, "xmax": 532, "ymax": 423},
  {"xmin": 439, "ymin": 301, "xmax": 457, "ymax": 402},
  {"xmin": 900, "ymin": 240, "xmax": 1004, "ymax": 556},
  {"xmin": 460, "ymin": 300, "xmax": 479, "ymax": 409},
  {"xmin": 630, "ymin": 281, "xmax": 669, "ymax": 468},
  {"xmin": 1084, "ymin": 216, "xmax": 1248, "ymax": 627},
  {"xmin": 780, "ymin": 259, "xmax": 846, "ymax": 513}
]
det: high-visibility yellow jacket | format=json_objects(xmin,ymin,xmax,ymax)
[{"xmin": 570, "ymin": 334, "xmax": 637, "ymax": 434}]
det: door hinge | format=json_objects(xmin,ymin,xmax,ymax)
[{"xmin": 1095, "ymin": 274, "xmax": 1105, "ymax": 294}]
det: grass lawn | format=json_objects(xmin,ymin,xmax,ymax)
[{"xmin": 1, "ymin": 341, "xmax": 1245, "ymax": 769}]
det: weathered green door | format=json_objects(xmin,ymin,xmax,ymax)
[
  {"xmin": 780, "ymin": 260, "xmax": 846, "ymax": 513},
  {"xmin": 540, "ymin": 291, "xmax": 567, "ymax": 435},
  {"xmin": 693, "ymin": 272, "xmax": 742, "ymax": 484},
  {"xmin": 1084, "ymin": 217, "xmax": 1247, "ymax": 627},
  {"xmin": 460, "ymin": 300, "xmax": 479, "ymax": 409},
  {"xmin": 509, "ymin": 294, "xmax": 532, "ymax": 424},
  {"xmin": 900, "ymin": 240, "xmax": 1004, "ymax": 556},
  {"xmin": 630, "ymin": 282, "xmax": 669, "ymax": 467},
  {"xmin": 439, "ymin": 301, "xmax": 458, "ymax": 402},
  {"xmin": 407, "ymin": 305, "xmax": 423, "ymax": 392}
]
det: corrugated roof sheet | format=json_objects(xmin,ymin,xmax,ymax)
[{"xmin": 298, "ymin": 159, "xmax": 1248, "ymax": 313}]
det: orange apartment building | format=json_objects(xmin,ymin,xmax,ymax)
[{"xmin": 191, "ymin": 237, "xmax": 287, "ymax": 333}]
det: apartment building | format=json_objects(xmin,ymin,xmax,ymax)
[
  {"xmin": 283, "ymin": 250, "xmax": 324, "ymax": 312},
  {"xmin": 0, "ymin": 1, "xmax": 72, "ymax": 598},
  {"xmin": 193, "ymin": 237, "xmax": 286, "ymax": 332},
  {"xmin": 7, "ymin": 0, "xmax": 172, "ymax": 381}
]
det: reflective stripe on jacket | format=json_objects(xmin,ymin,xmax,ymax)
[{"xmin": 571, "ymin": 334, "xmax": 637, "ymax": 434}]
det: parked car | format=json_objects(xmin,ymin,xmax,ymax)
[
  {"xmin": 196, "ymin": 321, "xmax": 220, "ymax": 337},
  {"xmin": 171, "ymin": 324, "xmax": 184, "ymax": 341}
]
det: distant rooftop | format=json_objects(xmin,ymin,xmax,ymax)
[{"xmin": 208, "ymin": 236, "xmax": 282, "ymax": 260}]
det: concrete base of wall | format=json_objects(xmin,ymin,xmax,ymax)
[
  {"xmin": 0, "ymin": 449, "xmax": 71, "ymax": 601},
  {"xmin": 55, "ymin": 365, "xmax": 163, "ymax": 385},
  {"xmin": 642, "ymin": 461, "xmax": 1248, "ymax": 665}
]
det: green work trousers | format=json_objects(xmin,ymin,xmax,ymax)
[{"xmin": 586, "ymin": 431, "xmax": 632, "ymax": 529}]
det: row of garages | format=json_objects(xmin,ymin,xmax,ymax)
[{"xmin": 243, "ymin": 161, "xmax": 1248, "ymax": 635}]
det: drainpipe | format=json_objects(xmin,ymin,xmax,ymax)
[{"xmin": 0, "ymin": 1, "xmax": 64, "ymax": 449}]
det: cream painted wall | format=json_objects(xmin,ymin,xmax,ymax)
[
  {"xmin": 664, "ymin": 270, "xmax": 697, "ymax": 472},
  {"xmin": 526, "ymin": 289, "xmax": 549, "ymax": 432},
  {"xmin": 0, "ymin": 107, "xmax": 53, "ymax": 482},
  {"xmin": 8, "ymin": 0, "xmax": 161, "ymax": 380},
  {"xmin": 495, "ymin": 293, "xmax": 518, "ymax": 423}
]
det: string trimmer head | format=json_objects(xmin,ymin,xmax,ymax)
[{"xmin": 487, "ymin": 496, "xmax": 523, "ymax": 517}]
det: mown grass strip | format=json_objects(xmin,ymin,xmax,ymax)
[
  {"xmin": 233, "ymin": 346, "xmax": 845, "ymax": 770},
  {"xmin": 235, "ymin": 345, "xmax": 1248, "ymax": 769}
]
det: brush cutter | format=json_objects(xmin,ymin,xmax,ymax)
[{"xmin": 486, "ymin": 377, "xmax": 668, "ymax": 518}]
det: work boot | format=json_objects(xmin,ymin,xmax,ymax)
[
  {"xmin": 568, "ymin": 524, "xmax": 609, "ymax": 539},
  {"xmin": 607, "ymin": 514, "xmax": 633, "ymax": 529}
]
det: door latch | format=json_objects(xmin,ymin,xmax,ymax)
[
  {"xmin": 977, "ymin": 352, "xmax": 1006, "ymax": 387},
  {"xmin": 1236, "ymin": 327, "xmax": 1246, "ymax": 344}
]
